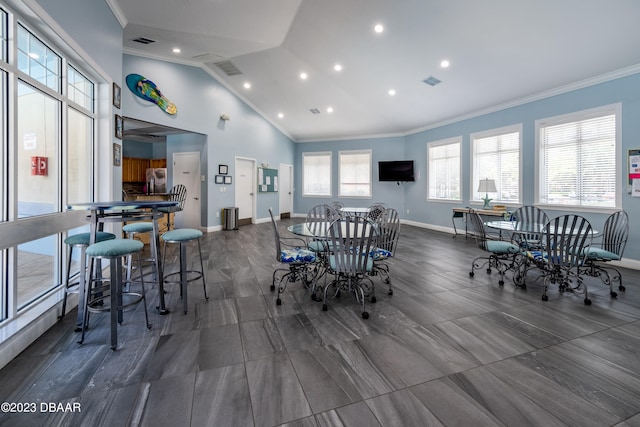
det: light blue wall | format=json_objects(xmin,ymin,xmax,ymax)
[
  {"xmin": 35, "ymin": 0, "xmax": 122, "ymax": 82},
  {"xmin": 294, "ymin": 73, "xmax": 640, "ymax": 262},
  {"xmin": 122, "ymin": 54, "xmax": 296, "ymax": 227}
]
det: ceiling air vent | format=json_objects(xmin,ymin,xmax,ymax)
[
  {"xmin": 309, "ymin": 108, "xmax": 321, "ymax": 114},
  {"xmin": 214, "ymin": 60, "xmax": 243, "ymax": 76},
  {"xmin": 131, "ymin": 37, "xmax": 156, "ymax": 45},
  {"xmin": 422, "ymin": 76, "xmax": 442, "ymax": 86}
]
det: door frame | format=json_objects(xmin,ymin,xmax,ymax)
[
  {"xmin": 279, "ymin": 163, "xmax": 293, "ymax": 218},
  {"xmin": 235, "ymin": 156, "xmax": 256, "ymax": 225}
]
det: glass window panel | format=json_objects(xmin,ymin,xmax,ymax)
[
  {"xmin": 428, "ymin": 139, "xmax": 461, "ymax": 200},
  {"xmin": 339, "ymin": 150, "xmax": 371, "ymax": 197},
  {"xmin": 539, "ymin": 111, "xmax": 616, "ymax": 207},
  {"xmin": 472, "ymin": 128, "xmax": 521, "ymax": 203},
  {"xmin": 17, "ymin": 80, "xmax": 60, "ymax": 217},
  {"xmin": 0, "ymin": 8, "xmax": 6, "ymax": 62},
  {"xmin": 303, "ymin": 152, "xmax": 331, "ymax": 196},
  {"xmin": 67, "ymin": 65, "xmax": 94, "ymax": 111},
  {"xmin": 17, "ymin": 235, "xmax": 58, "ymax": 310},
  {"xmin": 67, "ymin": 108, "xmax": 92, "ymax": 204},
  {"xmin": 17, "ymin": 24, "xmax": 61, "ymax": 92}
]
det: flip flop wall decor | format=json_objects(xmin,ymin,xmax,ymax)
[{"xmin": 126, "ymin": 73, "xmax": 177, "ymax": 115}]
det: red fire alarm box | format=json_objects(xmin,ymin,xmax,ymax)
[{"xmin": 31, "ymin": 156, "xmax": 48, "ymax": 176}]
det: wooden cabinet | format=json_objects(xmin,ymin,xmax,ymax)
[{"xmin": 122, "ymin": 157, "xmax": 166, "ymax": 182}]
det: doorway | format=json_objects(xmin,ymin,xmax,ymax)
[
  {"xmin": 172, "ymin": 152, "xmax": 201, "ymax": 229},
  {"xmin": 235, "ymin": 157, "xmax": 256, "ymax": 225},
  {"xmin": 279, "ymin": 163, "xmax": 293, "ymax": 218}
]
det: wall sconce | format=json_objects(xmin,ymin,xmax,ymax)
[{"xmin": 219, "ymin": 113, "xmax": 230, "ymax": 121}]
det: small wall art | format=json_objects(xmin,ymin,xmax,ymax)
[
  {"xmin": 112, "ymin": 82, "xmax": 121, "ymax": 109},
  {"xmin": 219, "ymin": 164, "xmax": 228, "ymax": 175},
  {"xmin": 224, "ymin": 176, "xmax": 232, "ymax": 185},
  {"xmin": 113, "ymin": 143, "xmax": 121, "ymax": 166},
  {"xmin": 115, "ymin": 114, "xmax": 123, "ymax": 139},
  {"xmin": 215, "ymin": 175, "xmax": 224, "ymax": 184}
]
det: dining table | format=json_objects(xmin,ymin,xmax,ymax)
[{"xmin": 66, "ymin": 200, "xmax": 179, "ymax": 320}]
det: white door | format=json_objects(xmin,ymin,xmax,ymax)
[
  {"xmin": 235, "ymin": 157, "xmax": 255, "ymax": 224},
  {"xmin": 172, "ymin": 152, "xmax": 201, "ymax": 229},
  {"xmin": 279, "ymin": 163, "xmax": 293, "ymax": 217}
]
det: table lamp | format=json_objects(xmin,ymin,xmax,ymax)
[{"xmin": 477, "ymin": 178, "xmax": 497, "ymax": 209}]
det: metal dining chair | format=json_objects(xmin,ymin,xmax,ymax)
[
  {"xmin": 321, "ymin": 215, "xmax": 378, "ymax": 319},
  {"xmin": 583, "ymin": 211, "xmax": 629, "ymax": 297},
  {"xmin": 533, "ymin": 215, "xmax": 593, "ymax": 304},
  {"xmin": 268, "ymin": 208, "xmax": 317, "ymax": 305},
  {"xmin": 370, "ymin": 207, "xmax": 400, "ymax": 296},
  {"xmin": 467, "ymin": 209, "xmax": 521, "ymax": 286},
  {"xmin": 511, "ymin": 205, "xmax": 549, "ymax": 250},
  {"xmin": 158, "ymin": 184, "xmax": 187, "ymax": 231}
]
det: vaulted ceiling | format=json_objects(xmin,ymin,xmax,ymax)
[{"xmin": 114, "ymin": 0, "xmax": 640, "ymax": 142}]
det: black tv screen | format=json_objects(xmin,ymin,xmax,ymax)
[{"xmin": 378, "ymin": 160, "xmax": 415, "ymax": 182}]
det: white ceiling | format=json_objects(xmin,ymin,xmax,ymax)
[{"xmin": 114, "ymin": 0, "xmax": 640, "ymax": 142}]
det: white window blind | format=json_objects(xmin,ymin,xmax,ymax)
[
  {"xmin": 302, "ymin": 152, "xmax": 331, "ymax": 196},
  {"xmin": 339, "ymin": 150, "xmax": 371, "ymax": 197},
  {"xmin": 428, "ymin": 138, "xmax": 461, "ymax": 200},
  {"xmin": 539, "ymin": 112, "xmax": 616, "ymax": 207},
  {"xmin": 472, "ymin": 127, "xmax": 521, "ymax": 203}
]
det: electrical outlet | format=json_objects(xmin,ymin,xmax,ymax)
[{"xmin": 216, "ymin": 211, "xmax": 220, "ymax": 217}]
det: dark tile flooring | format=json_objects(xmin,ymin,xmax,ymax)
[{"xmin": 1, "ymin": 217, "xmax": 640, "ymax": 426}]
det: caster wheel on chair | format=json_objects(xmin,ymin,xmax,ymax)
[
  {"xmin": 362, "ymin": 312, "xmax": 369, "ymax": 319},
  {"xmin": 371, "ymin": 296, "xmax": 377, "ymax": 304},
  {"xmin": 270, "ymin": 284, "xmax": 275, "ymax": 292},
  {"xmin": 619, "ymin": 285, "xmax": 626, "ymax": 292},
  {"xmin": 486, "ymin": 268, "xmax": 492, "ymax": 274},
  {"xmin": 276, "ymin": 298, "xmax": 282, "ymax": 306},
  {"xmin": 584, "ymin": 298, "xmax": 592, "ymax": 306},
  {"xmin": 498, "ymin": 280, "xmax": 504, "ymax": 286},
  {"xmin": 542, "ymin": 295, "xmax": 548, "ymax": 301},
  {"xmin": 388, "ymin": 289, "xmax": 393, "ymax": 296},
  {"xmin": 469, "ymin": 272, "xmax": 474, "ymax": 277},
  {"xmin": 322, "ymin": 304, "xmax": 328, "ymax": 311},
  {"xmin": 611, "ymin": 291, "xmax": 618, "ymax": 298}
]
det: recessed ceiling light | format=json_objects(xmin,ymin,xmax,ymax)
[
  {"xmin": 334, "ymin": 64, "xmax": 342, "ymax": 72},
  {"xmin": 327, "ymin": 106, "xmax": 334, "ymax": 113},
  {"xmin": 278, "ymin": 113, "xmax": 284, "ymax": 119},
  {"xmin": 300, "ymin": 72, "xmax": 308, "ymax": 80},
  {"xmin": 374, "ymin": 24, "xmax": 384, "ymax": 33},
  {"xmin": 243, "ymin": 82, "xmax": 251, "ymax": 89},
  {"xmin": 388, "ymin": 89, "xmax": 396, "ymax": 96},
  {"xmin": 440, "ymin": 59, "xmax": 450, "ymax": 68},
  {"xmin": 172, "ymin": 48, "xmax": 181, "ymax": 53}
]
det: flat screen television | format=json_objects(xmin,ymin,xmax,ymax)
[{"xmin": 378, "ymin": 160, "xmax": 415, "ymax": 182}]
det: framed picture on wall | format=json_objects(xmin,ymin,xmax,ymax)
[
  {"xmin": 219, "ymin": 164, "xmax": 228, "ymax": 175},
  {"xmin": 115, "ymin": 114, "xmax": 123, "ymax": 139},
  {"xmin": 112, "ymin": 82, "xmax": 121, "ymax": 109},
  {"xmin": 224, "ymin": 175, "xmax": 232, "ymax": 185},
  {"xmin": 113, "ymin": 143, "xmax": 121, "ymax": 166},
  {"xmin": 215, "ymin": 175, "xmax": 224, "ymax": 184}
]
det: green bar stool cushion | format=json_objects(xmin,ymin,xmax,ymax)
[
  {"xmin": 87, "ymin": 239, "xmax": 144, "ymax": 258},
  {"xmin": 123, "ymin": 222, "xmax": 154, "ymax": 233},
  {"xmin": 64, "ymin": 232, "xmax": 116, "ymax": 246},
  {"xmin": 162, "ymin": 228, "xmax": 202, "ymax": 242}
]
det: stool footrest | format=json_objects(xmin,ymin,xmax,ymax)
[
  {"xmin": 87, "ymin": 292, "xmax": 145, "ymax": 313},
  {"xmin": 163, "ymin": 270, "xmax": 204, "ymax": 285}
]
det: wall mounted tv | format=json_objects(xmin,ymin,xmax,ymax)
[{"xmin": 378, "ymin": 160, "xmax": 415, "ymax": 182}]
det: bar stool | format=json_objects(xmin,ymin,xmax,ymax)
[
  {"xmin": 161, "ymin": 229, "xmax": 209, "ymax": 314},
  {"xmin": 122, "ymin": 221, "xmax": 158, "ymax": 286},
  {"xmin": 81, "ymin": 239, "xmax": 151, "ymax": 350},
  {"xmin": 60, "ymin": 231, "xmax": 116, "ymax": 328}
]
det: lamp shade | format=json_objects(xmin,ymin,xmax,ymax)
[{"xmin": 477, "ymin": 178, "xmax": 497, "ymax": 193}]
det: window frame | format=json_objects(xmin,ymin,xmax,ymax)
[
  {"xmin": 302, "ymin": 151, "xmax": 332, "ymax": 197},
  {"xmin": 470, "ymin": 124, "xmax": 522, "ymax": 205},
  {"xmin": 338, "ymin": 149, "xmax": 372, "ymax": 199},
  {"xmin": 535, "ymin": 103, "xmax": 621, "ymax": 211},
  {"xmin": 427, "ymin": 136, "xmax": 462, "ymax": 202}
]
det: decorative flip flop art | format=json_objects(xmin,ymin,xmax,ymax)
[{"xmin": 126, "ymin": 73, "xmax": 177, "ymax": 115}]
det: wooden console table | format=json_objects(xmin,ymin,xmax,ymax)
[{"xmin": 452, "ymin": 207, "xmax": 507, "ymax": 238}]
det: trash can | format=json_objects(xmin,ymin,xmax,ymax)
[{"xmin": 222, "ymin": 207, "xmax": 239, "ymax": 230}]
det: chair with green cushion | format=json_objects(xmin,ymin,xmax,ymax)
[
  {"xmin": 467, "ymin": 209, "xmax": 521, "ymax": 286},
  {"xmin": 584, "ymin": 210, "xmax": 628, "ymax": 297},
  {"xmin": 81, "ymin": 238, "xmax": 151, "ymax": 350},
  {"xmin": 161, "ymin": 228, "xmax": 208, "ymax": 314},
  {"xmin": 60, "ymin": 231, "xmax": 116, "ymax": 329}
]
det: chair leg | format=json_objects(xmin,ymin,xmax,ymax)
[
  {"xmin": 60, "ymin": 245, "xmax": 74, "ymax": 321},
  {"xmin": 196, "ymin": 239, "xmax": 208, "ymax": 300},
  {"xmin": 180, "ymin": 242, "xmax": 188, "ymax": 314}
]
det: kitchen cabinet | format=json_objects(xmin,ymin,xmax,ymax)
[{"xmin": 122, "ymin": 157, "xmax": 166, "ymax": 182}]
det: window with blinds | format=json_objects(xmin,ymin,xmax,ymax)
[
  {"xmin": 537, "ymin": 105, "xmax": 619, "ymax": 208},
  {"xmin": 339, "ymin": 150, "xmax": 371, "ymax": 197},
  {"xmin": 471, "ymin": 125, "xmax": 521, "ymax": 204},
  {"xmin": 302, "ymin": 152, "xmax": 332, "ymax": 196},
  {"xmin": 428, "ymin": 137, "xmax": 461, "ymax": 200}
]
